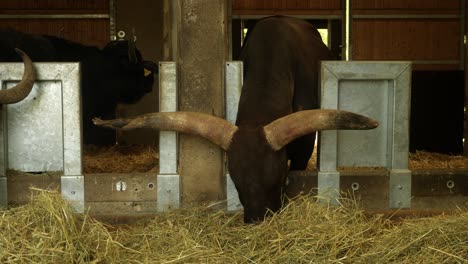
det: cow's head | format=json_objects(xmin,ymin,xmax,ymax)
[
  {"xmin": 102, "ymin": 40, "xmax": 158, "ymax": 104},
  {"xmin": 227, "ymin": 126, "xmax": 288, "ymax": 222},
  {"xmin": 0, "ymin": 48, "xmax": 36, "ymax": 104},
  {"xmin": 94, "ymin": 110, "xmax": 378, "ymax": 223}
]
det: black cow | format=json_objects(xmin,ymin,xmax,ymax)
[
  {"xmin": 0, "ymin": 29, "xmax": 158, "ymax": 145},
  {"xmin": 94, "ymin": 16, "xmax": 378, "ymax": 223}
]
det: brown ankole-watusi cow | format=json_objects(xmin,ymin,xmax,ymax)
[
  {"xmin": 94, "ymin": 16, "xmax": 378, "ymax": 223},
  {"xmin": 1, "ymin": 48, "xmax": 35, "ymax": 104}
]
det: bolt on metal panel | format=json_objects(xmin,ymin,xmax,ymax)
[
  {"xmin": 157, "ymin": 62, "xmax": 180, "ymax": 211},
  {"xmin": 225, "ymin": 61, "xmax": 243, "ymax": 211},
  {"xmin": 0, "ymin": 62, "xmax": 83, "ymax": 210},
  {"xmin": 319, "ymin": 61, "xmax": 412, "ymax": 209},
  {"xmin": 389, "ymin": 169, "xmax": 412, "ymax": 208}
]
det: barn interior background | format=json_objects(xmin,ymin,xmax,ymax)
[{"xmin": 0, "ymin": 0, "xmax": 466, "ymax": 220}]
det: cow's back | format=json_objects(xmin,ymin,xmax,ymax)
[
  {"xmin": 237, "ymin": 16, "xmax": 333, "ymax": 126},
  {"xmin": 0, "ymin": 29, "xmax": 57, "ymax": 61},
  {"xmin": 0, "ymin": 29, "xmax": 103, "ymax": 62}
]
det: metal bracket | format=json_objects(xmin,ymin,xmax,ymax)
[
  {"xmin": 317, "ymin": 171, "xmax": 340, "ymax": 206},
  {"xmin": 157, "ymin": 174, "xmax": 180, "ymax": 212},
  {"xmin": 61, "ymin": 175, "xmax": 85, "ymax": 212},
  {"xmin": 389, "ymin": 169, "xmax": 411, "ymax": 208}
]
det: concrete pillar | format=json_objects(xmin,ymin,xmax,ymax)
[{"xmin": 163, "ymin": 0, "xmax": 230, "ymax": 206}]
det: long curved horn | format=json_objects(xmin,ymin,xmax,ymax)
[
  {"xmin": 263, "ymin": 109, "xmax": 379, "ymax": 151},
  {"xmin": 0, "ymin": 48, "xmax": 35, "ymax": 104},
  {"xmin": 93, "ymin": 112, "xmax": 238, "ymax": 151}
]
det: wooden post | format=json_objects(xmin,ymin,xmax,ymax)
[{"xmin": 163, "ymin": 0, "xmax": 229, "ymax": 206}]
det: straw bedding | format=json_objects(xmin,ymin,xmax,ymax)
[
  {"xmin": 83, "ymin": 144, "xmax": 467, "ymax": 173},
  {"xmin": 83, "ymin": 144, "xmax": 159, "ymax": 173},
  {"xmin": 1, "ymin": 189, "xmax": 466, "ymax": 263}
]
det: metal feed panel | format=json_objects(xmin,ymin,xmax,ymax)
[
  {"xmin": 319, "ymin": 61, "xmax": 412, "ymax": 208},
  {"xmin": 0, "ymin": 62, "xmax": 83, "ymax": 210},
  {"xmin": 158, "ymin": 62, "xmax": 178, "ymax": 175},
  {"xmin": 336, "ymin": 80, "xmax": 391, "ymax": 167},
  {"xmin": 6, "ymin": 81, "xmax": 63, "ymax": 172}
]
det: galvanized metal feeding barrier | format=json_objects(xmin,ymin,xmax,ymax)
[
  {"xmin": 0, "ymin": 62, "xmax": 84, "ymax": 211},
  {"xmin": 0, "ymin": 60, "xmax": 413, "ymax": 213},
  {"xmin": 318, "ymin": 61, "xmax": 412, "ymax": 208},
  {"xmin": 157, "ymin": 60, "xmax": 413, "ymax": 212}
]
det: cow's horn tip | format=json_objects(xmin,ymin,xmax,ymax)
[
  {"xmin": 14, "ymin": 48, "xmax": 25, "ymax": 56},
  {"xmin": 92, "ymin": 117, "xmax": 103, "ymax": 125}
]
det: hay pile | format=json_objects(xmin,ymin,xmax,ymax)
[
  {"xmin": 82, "ymin": 144, "xmax": 466, "ymax": 173},
  {"xmin": 1, "ymin": 190, "xmax": 467, "ymax": 263},
  {"xmin": 307, "ymin": 149, "xmax": 467, "ymax": 170},
  {"xmin": 83, "ymin": 144, "xmax": 158, "ymax": 173},
  {"xmin": 409, "ymin": 151, "xmax": 467, "ymax": 169}
]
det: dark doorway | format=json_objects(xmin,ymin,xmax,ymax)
[{"xmin": 410, "ymin": 70, "xmax": 465, "ymax": 154}]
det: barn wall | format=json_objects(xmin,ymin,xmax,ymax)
[
  {"xmin": 350, "ymin": 0, "xmax": 466, "ymax": 154},
  {"xmin": 0, "ymin": 0, "xmax": 109, "ymax": 13},
  {"xmin": 232, "ymin": 0, "xmax": 342, "ymax": 16},
  {"xmin": 352, "ymin": 0, "xmax": 459, "ymax": 11},
  {"xmin": 351, "ymin": 0, "xmax": 463, "ymax": 71},
  {"xmin": 0, "ymin": 0, "xmax": 110, "ymax": 48},
  {"xmin": 114, "ymin": 0, "xmax": 164, "ymax": 145},
  {"xmin": 352, "ymin": 19, "xmax": 460, "ymax": 64}
]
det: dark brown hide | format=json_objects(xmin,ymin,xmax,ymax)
[
  {"xmin": 227, "ymin": 127, "xmax": 288, "ymax": 223},
  {"xmin": 232, "ymin": 16, "xmax": 333, "ymax": 222}
]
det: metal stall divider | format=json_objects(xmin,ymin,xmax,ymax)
[
  {"xmin": 225, "ymin": 61, "xmax": 243, "ymax": 212},
  {"xmin": 0, "ymin": 62, "xmax": 84, "ymax": 212},
  {"xmin": 318, "ymin": 61, "xmax": 412, "ymax": 208},
  {"xmin": 157, "ymin": 62, "xmax": 180, "ymax": 211}
]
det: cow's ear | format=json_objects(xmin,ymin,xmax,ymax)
[
  {"xmin": 144, "ymin": 68, "xmax": 152, "ymax": 77},
  {"xmin": 143, "ymin": 61, "xmax": 158, "ymax": 75}
]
